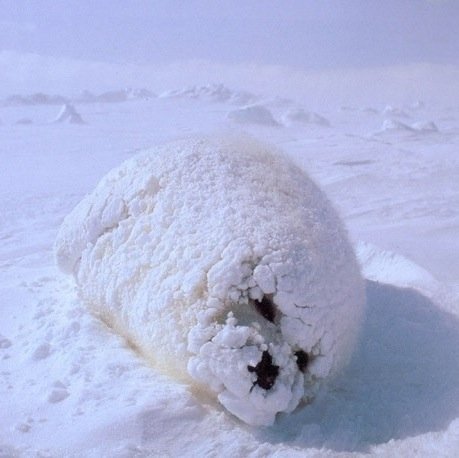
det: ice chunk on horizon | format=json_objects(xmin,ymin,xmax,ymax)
[
  {"xmin": 53, "ymin": 103, "xmax": 85, "ymax": 124},
  {"xmin": 411, "ymin": 120, "xmax": 439, "ymax": 133},
  {"xmin": 382, "ymin": 105, "xmax": 410, "ymax": 118},
  {"xmin": 228, "ymin": 105, "xmax": 280, "ymax": 126},
  {"xmin": 159, "ymin": 83, "xmax": 259, "ymax": 106},
  {"xmin": 375, "ymin": 118, "xmax": 439, "ymax": 136},
  {"xmin": 284, "ymin": 108, "xmax": 330, "ymax": 127}
]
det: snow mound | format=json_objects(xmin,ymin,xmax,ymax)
[
  {"xmin": 126, "ymin": 88, "xmax": 155, "ymax": 100},
  {"xmin": 159, "ymin": 84, "xmax": 258, "ymax": 105},
  {"xmin": 228, "ymin": 105, "xmax": 280, "ymax": 126},
  {"xmin": 361, "ymin": 107, "xmax": 379, "ymax": 114},
  {"xmin": 160, "ymin": 84, "xmax": 232, "ymax": 103},
  {"xmin": 1, "ymin": 92, "xmax": 68, "ymax": 106},
  {"xmin": 357, "ymin": 241, "xmax": 439, "ymax": 294},
  {"xmin": 378, "ymin": 119, "xmax": 415, "ymax": 133},
  {"xmin": 95, "ymin": 90, "xmax": 131, "ymax": 103},
  {"xmin": 382, "ymin": 105, "xmax": 410, "ymax": 118},
  {"xmin": 410, "ymin": 100, "xmax": 425, "ymax": 110},
  {"xmin": 55, "ymin": 137, "xmax": 365, "ymax": 426},
  {"xmin": 357, "ymin": 240, "xmax": 457, "ymax": 314},
  {"xmin": 411, "ymin": 120, "xmax": 439, "ymax": 133},
  {"xmin": 53, "ymin": 103, "xmax": 85, "ymax": 124},
  {"xmin": 375, "ymin": 119, "xmax": 439, "ymax": 136},
  {"xmin": 229, "ymin": 90, "xmax": 259, "ymax": 106},
  {"xmin": 15, "ymin": 118, "xmax": 33, "ymax": 125},
  {"xmin": 284, "ymin": 108, "xmax": 330, "ymax": 127},
  {"xmin": 77, "ymin": 88, "xmax": 155, "ymax": 103}
]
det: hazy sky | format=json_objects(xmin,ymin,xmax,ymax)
[{"xmin": 1, "ymin": 0, "xmax": 458, "ymax": 69}]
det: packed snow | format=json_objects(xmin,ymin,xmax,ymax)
[{"xmin": 1, "ymin": 60, "xmax": 459, "ymax": 456}]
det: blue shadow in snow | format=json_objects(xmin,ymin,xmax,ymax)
[{"xmin": 259, "ymin": 280, "xmax": 459, "ymax": 452}]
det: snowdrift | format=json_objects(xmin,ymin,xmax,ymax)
[
  {"xmin": 284, "ymin": 108, "xmax": 330, "ymax": 127},
  {"xmin": 53, "ymin": 103, "xmax": 85, "ymax": 124},
  {"xmin": 78, "ymin": 88, "xmax": 155, "ymax": 103},
  {"xmin": 227, "ymin": 105, "xmax": 280, "ymax": 126},
  {"xmin": 375, "ymin": 119, "xmax": 440, "ymax": 137},
  {"xmin": 159, "ymin": 84, "xmax": 258, "ymax": 105},
  {"xmin": 55, "ymin": 137, "xmax": 365, "ymax": 426},
  {"xmin": 15, "ymin": 118, "xmax": 33, "ymax": 125},
  {"xmin": 1, "ymin": 92, "xmax": 68, "ymax": 106},
  {"xmin": 382, "ymin": 105, "xmax": 410, "ymax": 118}
]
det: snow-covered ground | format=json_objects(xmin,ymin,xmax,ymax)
[{"xmin": 1, "ymin": 62, "xmax": 459, "ymax": 456}]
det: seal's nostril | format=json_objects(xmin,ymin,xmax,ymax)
[
  {"xmin": 248, "ymin": 351, "xmax": 279, "ymax": 390},
  {"xmin": 295, "ymin": 350, "xmax": 309, "ymax": 373},
  {"xmin": 252, "ymin": 296, "xmax": 276, "ymax": 323}
]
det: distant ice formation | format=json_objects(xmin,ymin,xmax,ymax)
[
  {"xmin": 361, "ymin": 107, "xmax": 379, "ymax": 114},
  {"xmin": 160, "ymin": 84, "xmax": 258, "ymax": 105},
  {"xmin": 229, "ymin": 89, "xmax": 259, "ymax": 106},
  {"xmin": 53, "ymin": 103, "xmax": 85, "ymax": 124},
  {"xmin": 382, "ymin": 105, "xmax": 410, "ymax": 118},
  {"xmin": 410, "ymin": 100, "xmax": 425, "ymax": 111},
  {"xmin": 55, "ymin": 137, "xmax": 365, "ymax": 426},
  {"xmin": 376, "ymin": 119, "xmax": 439, "ymax": 136},
  {"xmin": 284, "ymin": 108, "xmax": 330, "ymax": 126},
  {"xmin": 411, "ymin": 121, "xmax": 439, "ymax": 133},
  {"xmin": 160, "ymin": 84, "xmax": 232, "ymax": 103},
  {"xmin": 228, "ymin": 105, "xmax": 280, "ymax": 126},
  {"xmin": 0, "ymin": 93, "xmax": 69, "ymax": 107},
  {"xmin": 379, "ymin": 119, "xmax": 415, "ymax": 133},
  {"xmin": 0, "ymin": 88, "xmax": 155, "ymax": 107},
  {"xmin": 77, "ymin": 88, "xmax": 155, "ymax": 103}
]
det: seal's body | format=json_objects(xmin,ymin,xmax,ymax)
[{"xmin": 55, "ymin": 137, "xmax": 364, "ymax": 425}]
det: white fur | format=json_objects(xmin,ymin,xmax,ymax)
[{"xmin": 55, "ymin": 137, "xmax": 365, "ymax": 426}]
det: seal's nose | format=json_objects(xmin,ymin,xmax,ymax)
[
  {"xmin": 248, "ymin": 350, "xmax": 280, "ymax": 390},
  {"xmin": 295, "ymin": 350, "xmax": 309, "ymax": 373}
]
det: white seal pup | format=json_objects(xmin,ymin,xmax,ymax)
[{"xmin": 55, "ymin": 137, "xmax": 365, "ymax": 426}]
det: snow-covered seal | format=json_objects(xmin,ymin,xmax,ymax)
[{"xmin": 55, "ymin": 137, "xmax": 365, "ymax": 426}]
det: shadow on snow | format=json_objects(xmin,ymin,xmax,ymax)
[{"xmin": 259, "ymin": 280, "xmax": 459, "ymax": 452}]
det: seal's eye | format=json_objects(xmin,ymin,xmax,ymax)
[
  {"xmin": 295, "ymin": 350, "xmax": 309, "ymax": 373},
  {"xmin": 252, "ymin": 296, "xmax": 276, "ymax": 323},
  {"xmin": 248, "ymin": 351, "xmax": 279, "ymax": 390}
]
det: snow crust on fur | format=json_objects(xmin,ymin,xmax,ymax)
[{"xmin": 55, "ymin": 137, "xmax": 364, "ymax": 426}]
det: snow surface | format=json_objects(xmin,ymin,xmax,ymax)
[
  {"xmin": 1, "ymin": 63, "xmax": 459, "ymax": 455},
  {"xmin": 55, "ymin": 137, "xmax": 364, "ymax": 426}
]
